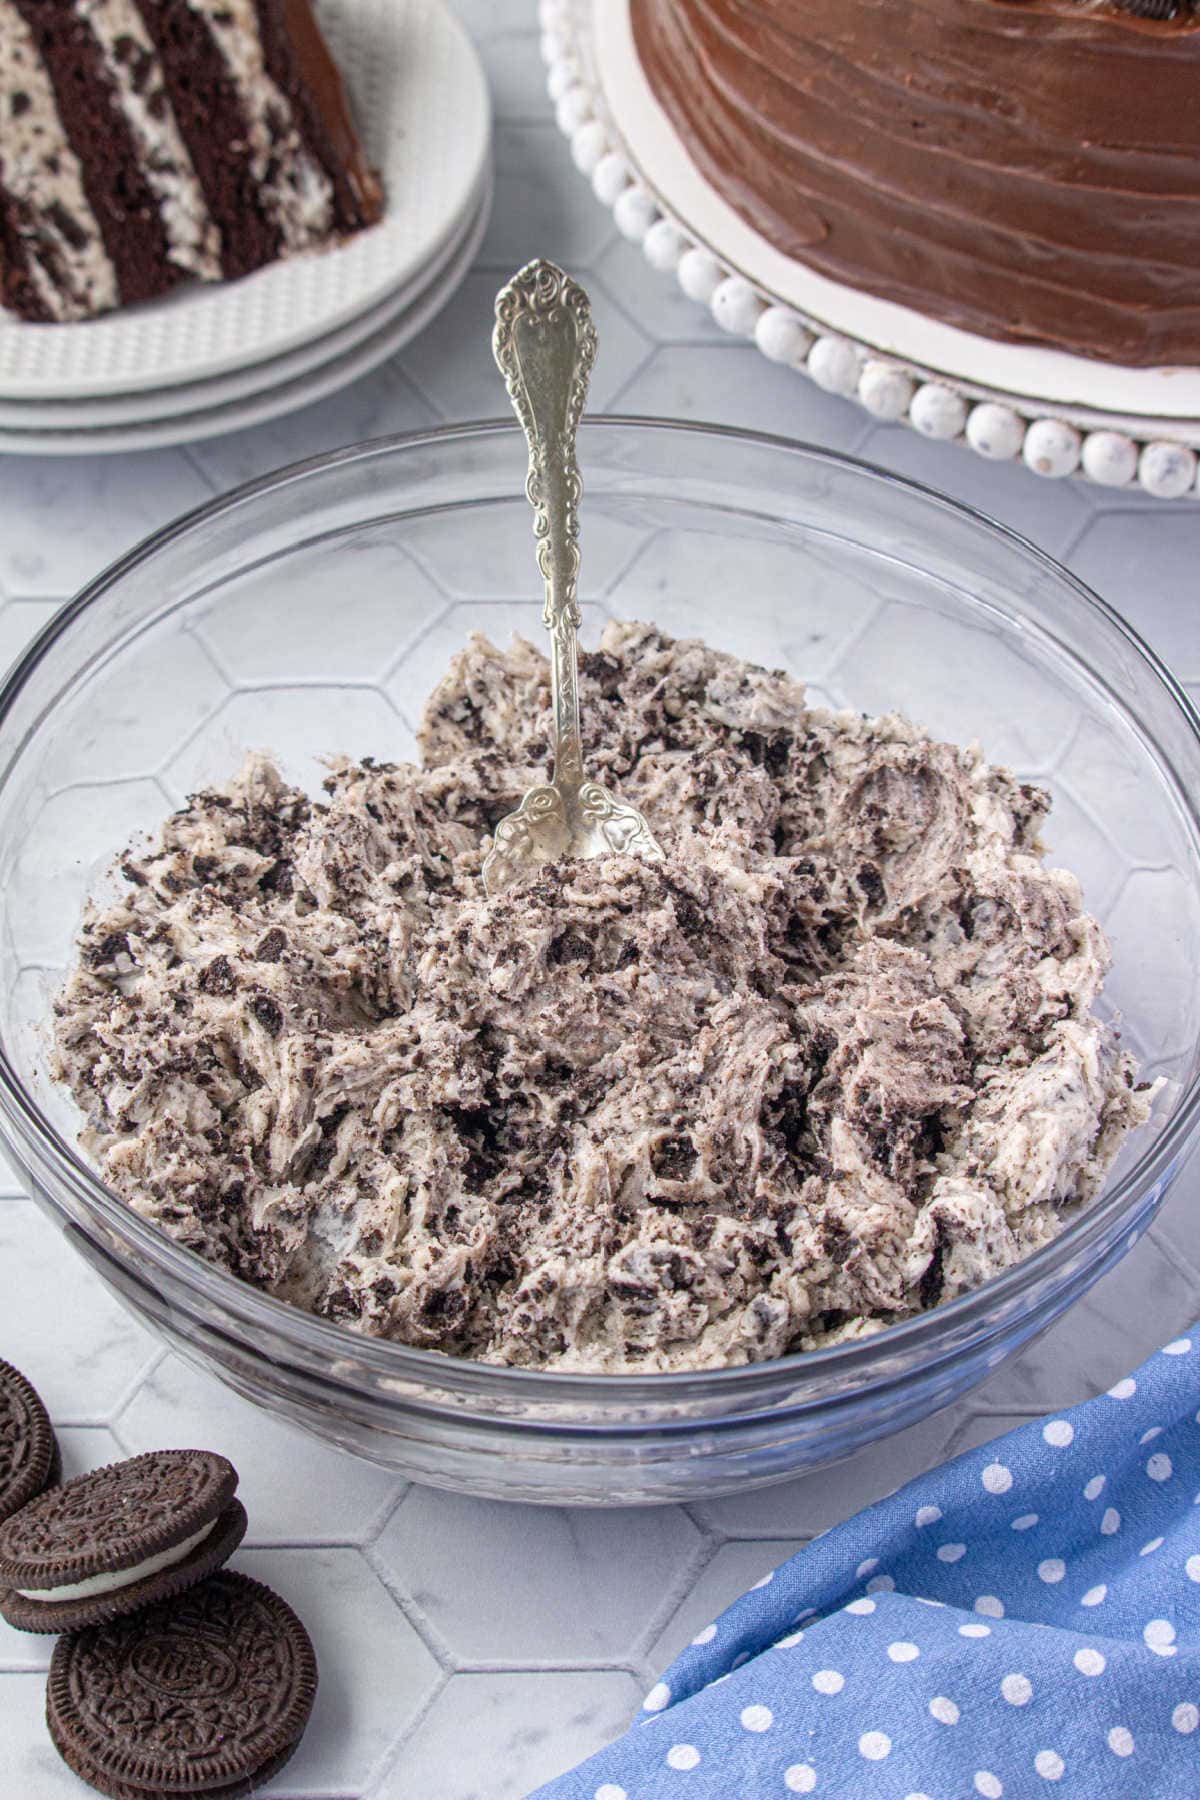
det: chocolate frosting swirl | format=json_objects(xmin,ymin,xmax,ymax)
[{"xmin": 631, "ymin": 0, "xmax": 1200, "ymax": 365}]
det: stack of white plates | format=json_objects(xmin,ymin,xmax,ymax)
[{"xmin": 0, "ymin": 0, "xmax": 491, "ymax": 456}]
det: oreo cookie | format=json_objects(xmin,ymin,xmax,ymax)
[
  {"xmin": 0, "ymin": 1449, "xmax": 245, "ymax": 1633},
  {"xmin": 0, "ymin": 1358, "xmax": 60, "ymax": 1525},
  {"xmin": 47, "ymin": 1571, "xmax": 317, "ymax": 1799}
]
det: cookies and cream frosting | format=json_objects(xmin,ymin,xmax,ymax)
[{"xmin": 52, "ymin": 624, "xmax": 1153, "ymax": 1373}]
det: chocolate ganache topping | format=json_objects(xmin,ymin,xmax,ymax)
[{"xmin": 630, "ymin": 0, "xmax": 1200, "ymax": 365}]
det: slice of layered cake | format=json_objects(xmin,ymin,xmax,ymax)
[{"xmin": 0, "ymin": 0, "xmax": 384, "ymax": 323}]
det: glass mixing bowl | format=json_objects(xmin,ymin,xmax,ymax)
[{"xmin": 1, "ymin": 420, "xmax": 1198, "ymax": 1505}]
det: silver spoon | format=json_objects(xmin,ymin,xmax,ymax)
[{"xmin": 482, "ymin": 259, "xmax": 664, "ymax": 896}]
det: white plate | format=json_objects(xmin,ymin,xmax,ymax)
[
  {"xmin": 0, "ymin": 175, "xmax": 490, "ymax": 455},
  {"xmin": 0, "ymin": 165, "xmax": 490, "ymax": 431},
  {"xmin": 0, "ymin": 0, "xmax": 491, "ymax": 401}
]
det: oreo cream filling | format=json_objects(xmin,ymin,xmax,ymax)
[{"xmin": 17, "ymin": 1521, "xmax": 215, "ymax": 1602}]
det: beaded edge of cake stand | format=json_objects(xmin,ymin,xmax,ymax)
[{"xmin": 538, "ymin": 0, "xmax": 1199, "ymax": 502}]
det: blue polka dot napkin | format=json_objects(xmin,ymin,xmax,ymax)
[{"xmin": 529, "ymin": 1325, "xmax": 1200, "ymax": 1799}]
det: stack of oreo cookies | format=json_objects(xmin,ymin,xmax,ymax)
[{"xmin": 0, "ymin": 1360, "xmax": 317, "ymax": 1798}]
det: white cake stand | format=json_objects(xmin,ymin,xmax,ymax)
[{"xmin": 541, "ymin": 0, "xmax": 1200, "ymax": 500}]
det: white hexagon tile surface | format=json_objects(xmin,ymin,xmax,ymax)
[{"xmin": 2, "ymin": 6, "xmax": 1199, "ymax": 1797}]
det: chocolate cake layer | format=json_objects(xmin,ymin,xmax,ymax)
[
  {"xmin": 176, "ymin": 0, "xmax": 336, "ymax": 257},
  {"xmin": 130, "ymin": 0, "xmax": 281, "ymax": 280},
  {"xmin": 75, "ymin": 0, "xmax": 221, "ymax": 285},
  {"xmin": 631, "ymin": 0, "xmax": 1200, "ymax": 366}
]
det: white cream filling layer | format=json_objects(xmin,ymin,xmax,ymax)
[
  {"xmin": 78, "ymin": 0, "xmax": 223, "ymax": 281},
  {"xmin": 186, "ymin": 0, "xmax": 335, "ymax": 250},
  {"xmin": 17, "ymin": 1520, "xmax": 214, "ymax": 1603},
  {"xmin": 0, "ymin": 0, "xmax": 118, "ymax": 319}
]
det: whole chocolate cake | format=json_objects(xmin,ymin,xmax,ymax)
[
  {"xmin": 630, "ymin": 0, "xmax": 1200, "ymax": 366},
  {"xmin": 0, "ymin": 0, "xmax": 383, "ymax": 323}
]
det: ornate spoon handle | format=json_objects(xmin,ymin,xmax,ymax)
[
  {"xmin": 492, "ymin": 259, "xmax": 598, "ymax": 792},
  {"xmin": 482, "ymin": 262, "xmax": 662, "ymax": 896}
]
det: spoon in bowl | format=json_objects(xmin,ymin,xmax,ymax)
[{"xmin": 481, "ymin": 259, "xmax": 664, "ymax": 896}]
